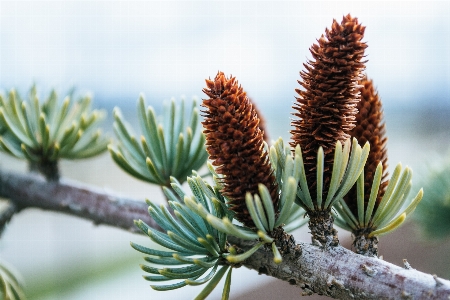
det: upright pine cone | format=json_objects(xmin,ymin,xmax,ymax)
[
  {"xmin": 290, "ymin": 14, "xmax": 367, "ymax": 206},
  {"xmin": 202, "ymin": 72, "xmax": 278, "ymax": 227},
  {"xmin": 247, "ymin": 96, "xmax": 270, "ymax": 143},
  {"xmin": 344, "ymin": 76, "xmax": 388, "ymax": 216}
]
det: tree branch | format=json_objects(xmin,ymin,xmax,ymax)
[
  {"xmin": 0, "ymin": 199, "xmax": 19, "ymax": 236},
  {"xmin": 0, "ymin": 169, "xmax": 449, "ymax": 299},
  {"xmin": 0, "ymin": 170, "xmax": 159, "ymax": 233}
]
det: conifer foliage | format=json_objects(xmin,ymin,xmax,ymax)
[{"xmin": 334, "ymin": 77, "xmax": 423, "ymax": 256}]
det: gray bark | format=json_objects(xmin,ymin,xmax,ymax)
[{"xmin": 0, "ymin": 170, "xmax": 449, "ymax": 299}]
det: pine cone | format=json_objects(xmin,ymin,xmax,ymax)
[
  {"xmin": 202, "ymin": 72, "xmax": 278, "ymax": 227},
  {"xmin": 290, "ymin": 14, "xmax": 367, "ymax": 207},
  {"xmin": 248, "ymin": 96, "xmax": 270, "ymax": 143},
  {"xmin": 344, "ymin": 76, "xmax": 388, "ymax": 216}
]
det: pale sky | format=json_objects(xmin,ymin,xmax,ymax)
[{"xmin": 1, "ymin": 1, "xmax": 449, "ymax": 109}]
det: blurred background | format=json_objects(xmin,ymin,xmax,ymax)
[{"xmin": 0, "ymin": 1, "xmax": 449, "ymax": 299}]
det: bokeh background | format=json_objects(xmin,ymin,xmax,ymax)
[{"xmin": 0, "ymin": 1, "xmax": 449, "ymax": 299}]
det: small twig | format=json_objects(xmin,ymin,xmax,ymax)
[
  {"xmin": 28, "ymin": 159, "xmax": 60, "ymax": 182},
  {"xmin": 403, "ymin": 259, "xmax": 412, "ymax": 270},
  {"xmin": 361, "ymin": 264, "xmax": 377, "ymax": 277},
  {"xmin": 0, "ymin": 200, "xmax": 19, "ymax": 236},
  {"xmin": 434, "ymin": 274, "xmax": 445, "ymax": 287}
]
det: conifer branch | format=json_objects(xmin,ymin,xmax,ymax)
[
  {"xmin": 0, "ymin": 170, "xmax": 157, "ymax": 233},
  {"xmin": 0, "ymin": 169, "xmax": 448, "ymax": 299}
]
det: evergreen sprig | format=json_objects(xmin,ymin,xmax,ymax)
[
  {"xmin": 344, "ymin": 76, "xmax": 389, "ymax": 216},
  {"xmin": 0, "ymin": 86, "xmax": 108, "ymax": 181},
  {"xmin": 269, "ymin": 138, "xmax": 308, "ymax": 232},
  {"xmin": 271, "ymin": 138, "xmax": 369, "ymax": 236},
  {"xmin": 109, "ymin": 96, "xmax": 208, "ymax": 186},
  {"xmin": 132, "ymin": 173, "xmax": 234, "ymax": 299},
  {"xmin": 186, "ymin": 163, "xmax": 299, "ymax": 264},
  {"xmin": 334, "ymin": 163, "xmax": 423, "ymax": 256},
  {"xmin": 336, "ymin": 75, "xmax": 398, "ymax": 257}
]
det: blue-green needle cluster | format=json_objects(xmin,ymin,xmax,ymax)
[
  {"xmin": 186, "ymin": 156, "xmax": 301, "ymax": 264},
  {"xmin": 0, "ymin": 86, "xmax": 108, "ymax": 180},
  {"xmin": 334, "ymin": 163, "xmax": 423, "ymax": 237},
  {"xmin": 269, "ymin": 138, "xmax": 308, "ymax": 232},
  {"xmin": 269, "ymin": 137, "xmax": 370, "ymax": 218},
  {"xmin": 109, "ymin": 96, "xmax": 208, "ymax": 186},
  {"xmin": 268, "ymin": 137, "xmax": 370, "ymax": 247},
  {"xmin": 131, "ymin": 174, "xmax": 234, "ymax": 299}
]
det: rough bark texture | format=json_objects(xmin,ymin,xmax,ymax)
[
  {"xmin": 271, "ymin": 226, "xmax": 302, "ymax": 258},
  {"xmin": 290, "ymin": 14, "xmax": 367, "ymax": 201},
  {"xmin": 1, "ymin": 169, "xmax": 449, "ymax": 299},
  {"xmin": 353, "ymin": 228, "xmax": 379, "ymax": 257},
  {"xmin": 202, "ymin": 71, "xmax": 278, "ymax": 227},
  {"xmin": 0, "ymin": 170, "xmax": 158, "ymax": 233},
  {"xmin": 232, "ymin": 235, "xmax": 450, "ymax": 299},
  {"xmin": 29, "ymin": 157, "xmax": 60, "ymax": 181},
  {"xmin": 308, "ymin": 210, "xmax": 339, "ymax": 248}
]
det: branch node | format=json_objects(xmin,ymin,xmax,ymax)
[
  {"xmin": 0, "ymin": 199, "xmax": 19, "ymax": 237},
  {"xmin": 401, "ymin": 290, "xmax": 412, "ymax": 299},
  {"xmin": 307, "ymin": 210, "xmax": 339, "ymax": 248},
  {"xmin": 311, "ymin": 237, "xmax": 321, "ymax": 247},
  {"xmin": 327, "ymin": 276, "xmax": 334, "ymax": 287},
  {"xmin": 433, "ymin": 274, "xmax": 444, "ymax": 287},
  {"xmin": 332, "ymin": 278, "xmax": 345, "ymax": 289},
  {"xmin": 258, "ymin": 266, "xmax": 268, "ymax": 275},
  {"xmin": 326, "ymin": 276, "xmax": 345, "ymax": 290},
  {"xmin": 361, "ymin": 264, "xmax": 377, "ymax": 277},
  {"xmin": 403, "ymin": 259, "xmax": 412, "ymax": 269},
  {"xmin": 293, "ymin": 244, "xmax": 302, "ymax": 259}
]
